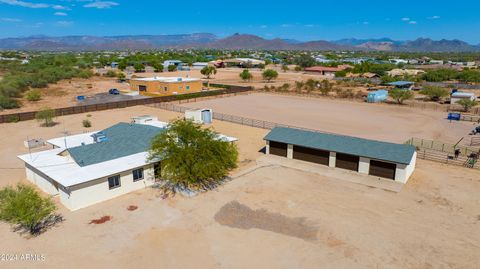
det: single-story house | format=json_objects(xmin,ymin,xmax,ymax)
[
  {"xmin": 18, "ymin": 119, "xmax": 237, "ymax": 211},
  {"xmin": 223, "ymin": 58, "xmax": 265, "ymax": 68},
  {"xmin": 264, "ymin": 127, "xmax": 416, "ymax": 183},
  {"xmin": 163, "ymin": 60, "xmax": 184, "ymax": 71},
  {"xmin": 451, "ymin": 92, "xmax": 477, "ymax": 104},
  {"xmin": 304, "ymin": 65, "xmax": 350, "ymax": 77},
  {"xmin": 387, "ymin": 69, "xmax": 425, "ymax": 77},
  {"xmin": 130, "ymin": 76, "xmax": 203, "ymax": 96},
  {"xmin": 191, "ymin": 62, "xmax": 209, "ymax": 69}
]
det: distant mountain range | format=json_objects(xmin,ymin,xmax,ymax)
[{"xmin": 0, "ymin": 33, "xmax": 479, "ymax": 52}]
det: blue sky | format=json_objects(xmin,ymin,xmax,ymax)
[{"xmin": 1, "ymin": 0, "xmax": 480, "ymax": 43}]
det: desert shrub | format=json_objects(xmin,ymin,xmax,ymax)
[
  {"xmin": 337, "ymin": 88, "xmax": 355, "ymax": 98},
  {"xmin": 104, "ymin": 70, "xmax": 117, "ymax": 77},
  {"xmin": 262, "ymin": 69, "xmax": 279, "ymax": 82},
  {"xmin": 25, "ymin": 89, "xmax": 42, "ymax": 101},
  {"xmin": 200, "ymin": 66, "xmax": 217, "ymax": 79},
  {"xmin": 0, "ymin": 184, "xmax": 59, "ymax": 235},
  {"xmin": 149, "ymin": 119, "xmax": 238, "ymax": 194},
  {"xmin": 456, "ymin": 99, "xmax": 479, "ymax": 112},
  {"xmin": 35, "ymin": 107, "xmax": 56, "ymax": 127},
  {"xmin": 239, "ymin": 69, "xmax": 253, "ymax": 81},
  {"xmin": 6, "ymin": 114, "xmax": 20, "ymax": 123},
  {"xmin": 82, "ymin": 119, "xmax": 92, "ymax": 128},
  {"xmin": 168, "ymin": 65, "xmax": 177, "ymax": 72},
  {"xmin": 0, "ymin": 95, "xmax": 20, "ymax": 109},
  {"xmin": 419, "ymin": 86, "xmax": 450, "ymax": 101},
  {"xmin": 389, "ymin": 89, "xmax": 414, "ymax": 104}
]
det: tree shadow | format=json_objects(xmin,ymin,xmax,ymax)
[{"xmin": 12, "ymin": 214, "xmax": 64, "ymax": 237}]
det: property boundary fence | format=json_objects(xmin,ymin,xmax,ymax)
[
  {"xmin": 415, "ymin": 148, "xmax": 480, "ymax": 169},
  {"xmin": 405, "ymin": 137, "xmax": 480, "ymax": 156},
  {"xmin": 255, "ymin": 90, "xmax": 480, "ymax": 115},
  {"xmin": 0, "ymin": 86, "xmax": 253, "ymax": 124}
]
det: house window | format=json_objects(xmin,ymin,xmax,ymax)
[
  {"xmin": 164, "ymin": 86, "xmax": 168, "ymax": 92},
  {"xmin": 133, "ymin": 168, "xmax": 144, "ymax": 182},
  {"xmin": 138, "ymin": 85, "xmax": 147, "ymax": 92},
  {"xmin": 108, "ymin": 175, "xmax": 121, "ymax": 189},
  {"xmin": 186, "ymin": 85, "xmax": 190, "ymax": 91}
]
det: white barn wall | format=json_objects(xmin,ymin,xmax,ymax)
[
  {"xmin": 358, "ymin": 157, "xmax": 370, "ymax": 174},
  {"xmin": 60, "ymin": 164, "xmax": 156, "ymax": 211},
  {"xmin": 25, "ymin": 164, "xmax": 59, "ymax": 195}
]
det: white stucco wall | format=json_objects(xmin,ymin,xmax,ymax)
[
  {"xmin": 287, "ymin": 144, "xmax": 293, "ymax": 159},
  {"xmin": 265, "ymin": 140, "xmax": 270, "ymax": 155},
  {"xmin": 59, "ymin": 164, "xmax": 156, "ymax": 211},
  {"xmin": 395, "ymin": 152, "xmax": 417, "ymax": 184},
  {"xmin": 25, "ymin": 164, "xmax": 59, "ymax": 195},
  {"xmin": 358, "ymin": 157, "xmax": 370, "ymax": 174},
  {"xmin": 328, "ymin": 152, "xmax": 336, "ymax": 167}
]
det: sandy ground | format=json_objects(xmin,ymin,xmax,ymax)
[
  {"xmin": 1, "ymin": 102, "xmax": 480, "ymax": 269},
  {"xmin": 182, "ymin": 92, "xmax": 476, "ymax": 145}
]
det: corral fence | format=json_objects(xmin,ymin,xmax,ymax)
[
  {"xmin": 422, "ymin": 81, "xmax": 480, "ymax": 90},
  {"xmin": 406, "ymin": 137, "xmax": 480, "ymax": 169},
  {"xmin": 0, "ymin": 85, "xmax": 254, "ymax": 124},
  {"xmin": 255, "ymin": 90, "xmax": 480, "ymax": 115}
]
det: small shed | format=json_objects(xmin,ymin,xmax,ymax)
[
  {"xmin": 387, "ymin": 81, "xmax": 414, "ymax": 90},
  {"xmin": 451, "ymin": 92, "xmax": 476, "ymax": 104},
  {"xmin": 367, "ymin": 90, "xmax": 388, "ymax": 103},
  {"xmin": 185, "ymin": 109, "xmax": 213, "ymax": 124}
]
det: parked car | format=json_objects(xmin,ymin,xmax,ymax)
[{"xmin": 109, "ymin": 88, "xmax": 120, "ymax": 95}]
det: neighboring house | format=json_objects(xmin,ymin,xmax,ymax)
[
  {"xmin": 191, "ymin": 62, "xmax": 209, "ymax": 69},
  {"xmin": 387, "ymin": 69, "xmax": 425, "ymax": 77},
  {"xmin": 264, "ymin": 127, "xmax": 417, "ymax": 183},
  {"xmin": 451, "ymin": 92, "xmax": 477, "ymax": 104},
  {"xmin": 304, "ymin": 65, "xmax": 350, "ymax": 77},
  {"xmin": 18, "ymin": 118, "xmax": 237, "ymax": 211},
  {"xmin": 223, "ymin": 58, "xmax": 265, "ymax": 68},
  {"xmin": 163, "ymin": 60, "xmax": 184, "ymax": 71},
  {"xmin": 129, "ymin": 76, "xmax": 203, "ymax": 96}
]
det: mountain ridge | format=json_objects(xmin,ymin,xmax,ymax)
[{"xmin": 0, "ymin": 33, "xmax": 478, "ymax": 52}]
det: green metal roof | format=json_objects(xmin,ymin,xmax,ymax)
[
  {"xmin": 264, "ymin": 127, "xmax": 415, "ymax": 165},
  {"xmin": 68, "ymin": 122, "xmax": 164, "ymax": 167}
]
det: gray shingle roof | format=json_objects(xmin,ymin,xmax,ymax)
[
  {"xmin": 68, "ymin": 123, "xmax": 164, "ymax": 167},
  {"xmin": 264, "ymin": 127, "xmax": 415, "ymax": 165}
]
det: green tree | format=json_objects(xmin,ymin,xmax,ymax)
[
  {"xmin": 116, "ymin": 72, "xmax": 126, "ymax": 81},
  {"xmin": 168, "ymin": 65, "xmax": 177, "ymax": 72},
  {"xmin": 200, "ymin": 66, "xmax": 217, "ymax": 79},
  {"xmin": 389, "ymin": 89, "xmax": 414, "ymax": 104},
  {"xmin": 319, "ymin": 79, "xmax": 333, "ymax": 95},
  {"xmin": 104, "ymin": 70, "xmax": 117, "ymax": 77},
  {"xmin": 149, "ymin": 119, "xmax": 238, "ymax": 193},
  {"xmin": 35, "ymin": 107, "xmax": 55, "ymax": 127},
  {"xmin": 419, "ymin": 86, "xmax": 450, "ymax": 102},
  {"xmin": 134, "ymin": 63, "xmax": 145, "ymax": 73},
  {"xmin": 281, "ymin": 65, "xmax": 289, "ymax": 72},
  {"xmin": 262, "ymin": 69, "xmax": 279, "ymax": 82},
  {"xmin": 456, "ymin": 99, "xmax": 479, "ymax": 112},
  {"xmin": 239, "ymin": 69, "xmax": 253, "ymax": 82},
  {"xmin": 118, "ymin": 61, "xmax": 127, "ymax": 71},
  {"xmin": 25, "ymin": 89, "xmax": 41, "ymax": 101},
  {"xmin": 0, "ymin": 184, "xmax": 57, "ymax": 235}
]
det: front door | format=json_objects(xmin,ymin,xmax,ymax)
[{"xmin": 154, "ymin": 162, "xmax": 162, "ymax": 182}]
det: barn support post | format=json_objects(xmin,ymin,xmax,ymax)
[
  {"xmin": 287, "ymin": 144, "xmax": 293, "ymax": 159},
  {"xmin": 265, "ymin": 140, "xmax": 270, "ymax": 155},
  {"xmin": 358, "ymin": 157, "xmax": 370, "ymax": 174},
  {"xmin": 328, "ymin": 152, "xmax": 336, "ymax": 167}
]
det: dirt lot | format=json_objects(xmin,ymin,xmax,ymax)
[
  {"xmin": 182, "ymin": 92, "xmax": 476, "ymax": 144},
  {"xmin": 0, "ymin": 76, "xmax": 131, "ymax": 115},
  {"xmin": 1, "ymin": 104, "xmax": 479, "ymax": 269}
]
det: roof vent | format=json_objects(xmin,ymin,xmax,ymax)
[{"xmin": 91, "ymin": 131, "xmax": 108, "ymax": 143}]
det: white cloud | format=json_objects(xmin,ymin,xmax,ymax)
[
  {"xmin": 56, "ymin": 20, "xmax": 73, "ymax": 26},
  {"xmin": 0, "ymin": 0, "xmax": 69, "ymax": 9},
  {"xmin": 260, "ymin": 25, "xmax": 267, "ymax": 29},
  {"xmin": 54, "ymin": 11, "xmax": 68, "ymax": 16},
  {"xmin": 362, "ymin": 21, "xmax": 370, "ymax": 25},
  {"xmin": 401, "ymin": 17, "xmax": 410, "ymax": 21},
  {"xmin": 1, "ymin": 17, "xmax": 22, "ymax": 22},
  {"xmin": 409, "ymin": 21, "xmax": 417, "ymax": 24},
  {"xmin": 304, "ymin": 24, "xmax": 315, "ymax": 27},
  {"xmin": 428, "ymin": 15, "xmax": 441, "ymax": 20},
  {"xmin": 83, "ymin": 1, "xmax": 119, "ymax": 9}
]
